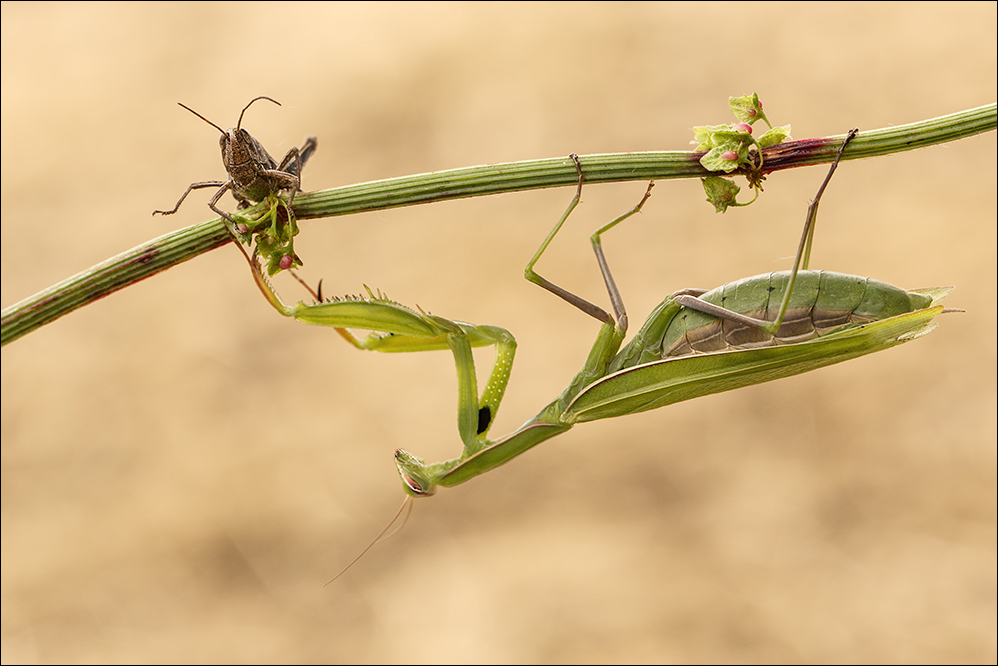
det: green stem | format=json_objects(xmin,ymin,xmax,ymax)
[{"xmin": 2, "ymin": 103, "xmax": 995, "ymax": 347}]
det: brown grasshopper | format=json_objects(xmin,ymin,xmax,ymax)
[{"xmin": 153, "ymin": 96, "xmax": 317, "ymax": 227}]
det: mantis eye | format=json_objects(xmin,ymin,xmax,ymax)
[{"xmin": 401, "ymin": 475, "xmax": 432, "ymax": 497}]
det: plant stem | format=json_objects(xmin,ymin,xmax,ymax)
[{"xmin": 2, "ymin": 103, "xmax": 995, "ymax": 347}]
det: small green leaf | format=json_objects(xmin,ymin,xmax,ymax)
[
  {"xmin": 729, "ymin": 93, "xmax": 760, "ymax": 123},
  {"xmin": 729, "ymin": 93, "xmax": 771, "ymax": 128},
  {"xmin": 700, "ymin": 141, "xmax": 746, "ymax": 173},
  {"xmin": 757, "ymin": 125, "xmax": 792, "ymax": 148},
  {"xmin": 708, "ymin": 128, "xmax": 745, "ymax": 145},
  {"xmin": 692, "ymin": 124, "xmax": 734, "ymax": 150},
  {"xmin": 702, "ymin": 176, "xmax": 742, "ymax": 213}
]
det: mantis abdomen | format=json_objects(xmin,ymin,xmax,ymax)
[{"xmin": 661, "ymin": 270, "xmax": 933, "ymax": 357}]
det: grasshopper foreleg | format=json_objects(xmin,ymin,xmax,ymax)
[{"xmin": 153, "ymin": 180, "xmax": 228, "ymax": 217}]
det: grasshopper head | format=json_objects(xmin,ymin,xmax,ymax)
[
  {"xmin": 177, "ymin": 98, "xmax": 281, "ymax": 181},
  {"xmin": 219, "ymin": 127, "xmax": 270, "ymax": 169}
]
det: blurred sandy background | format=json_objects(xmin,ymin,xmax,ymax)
[{"xmin": 2, "ymin": 2, "xmax": 995, "ymax": 663}]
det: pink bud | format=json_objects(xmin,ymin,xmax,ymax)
[
  {"xmin": 747, "ymin": 108, "xmax": 757, "ymax": 117},
  {"xmin": 279, "ymin": 255, "xmax": 294, "ymax": 270},
  {"xmin": 722, "ymin": 150, "xmax": 738, "ymax": 161},
  {"xmin": 734, "ymin": 123, "xmax": 752, "ymax": 134},
  {"xmin": 235, "ymin": 223, "xmax": 249, "ymax": 235}
]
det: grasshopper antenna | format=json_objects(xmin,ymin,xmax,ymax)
[
  {"xmin": 238, "ymin": 96, "xmax": 281, "ymax": 131},
  {"xmin": 176, "ymin": 103, "xmax": 226, "ymax": 135},
  {"xmin": 174, "ymin": 96, "xmax": 281, "ymax": 136},
  {"xmin": 323, "ymin": 496, "xmax": 414, "ymax": 587}
]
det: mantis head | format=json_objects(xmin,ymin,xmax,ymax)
[{"xmin": 394, "ymin": 449, "xmax": 438, "ymax": 497}]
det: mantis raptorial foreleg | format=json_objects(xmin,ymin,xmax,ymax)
[{"xmin": 228, "ymin": 236, "xmax": 516, "ymax": 463}]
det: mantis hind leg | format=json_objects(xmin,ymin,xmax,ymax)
[{"xmin": 674, "ymin": 128, "xmax": 859, "ymax": 335}]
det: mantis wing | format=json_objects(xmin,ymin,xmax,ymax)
[{"xmin": 565, "ymin": 290, "xmax": 951, "ymax": 424}]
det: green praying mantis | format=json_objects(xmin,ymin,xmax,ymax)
[{"xmin": 231, "ymin": 129, "xmax": 953, "ymax": 498}]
